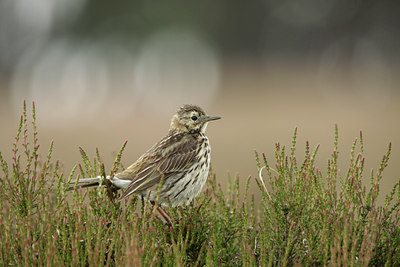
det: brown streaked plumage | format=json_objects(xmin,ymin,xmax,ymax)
[{"xmin": 69, "ymin": 105, "xmax": 220, "ymax": 207}]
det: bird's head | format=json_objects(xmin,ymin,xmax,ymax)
[{"xmin": 170, "ymin": 105, "xmax": 221, "ymax": 134}]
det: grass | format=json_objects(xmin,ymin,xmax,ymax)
[{"xmin": 1, "ymin": 102, "xmax": 400, "ymax": 266}]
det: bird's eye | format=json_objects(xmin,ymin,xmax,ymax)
[{"xmin": 191, "ymin": 115, "xmax": 198, "ymax": 121}]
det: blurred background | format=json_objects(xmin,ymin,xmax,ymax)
[{"xmin": 1, "ymin": 0, "xmax": 400, "ymax": 203}]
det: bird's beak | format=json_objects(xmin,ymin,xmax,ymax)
[{"xmin": 203, "ymin": 115, "xmax": 221, "ymax": 122}]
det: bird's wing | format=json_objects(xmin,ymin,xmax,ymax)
[{"xmin": 118, "ymin": 133, "xmax": 199, "ymax": 200}]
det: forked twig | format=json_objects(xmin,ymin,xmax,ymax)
[{"xmin": 258, "ymin": 166, "xmax": 273, "ymax": 201}]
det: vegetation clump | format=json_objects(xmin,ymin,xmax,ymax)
[{"xmin": 1, "ymin": 102, "xmax": 399, "ymax": 265}]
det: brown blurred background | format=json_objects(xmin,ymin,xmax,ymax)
[{"xmin": 1, "ymin": 0, "xmax": 399, "ymax": 204}]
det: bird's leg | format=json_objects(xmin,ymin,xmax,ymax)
[
  {"xmin": 150, "ymin": 201, "xmax": 172, "ymax": 226},
  {"xmin": 196, "ymin": 203, "xmax": 203, "ymax": 212}
]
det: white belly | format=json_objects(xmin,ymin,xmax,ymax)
[{"xmin": 162, "ymin": 138, "xmax": 211, "ymax": 207}]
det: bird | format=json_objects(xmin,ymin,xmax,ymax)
[{"xmin": 69, "ymin": 104, "xmax": 221, "ymax": 207}]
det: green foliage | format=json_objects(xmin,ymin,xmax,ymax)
[{"xmin": 1, "ymin": 103, "xmax": 400, "ymax": 266}]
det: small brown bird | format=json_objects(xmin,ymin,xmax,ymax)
[{"xmin": 70, "ymin": 105, "xmax": 220, "ymax": 207}]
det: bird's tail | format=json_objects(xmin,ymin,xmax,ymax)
[{"xmin": 67, "ymin": 176, "xmax": 107, "ymax": 191}]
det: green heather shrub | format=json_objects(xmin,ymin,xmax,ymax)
[{"xmin": 0, "ymin": 102, "xmax": 399, "ymax": 266}]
